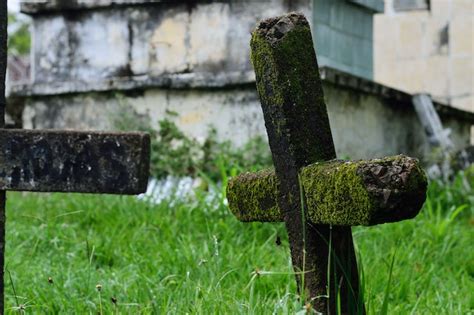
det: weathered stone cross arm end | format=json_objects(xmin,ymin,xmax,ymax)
[
  {"xmin": 0, "ymin": 129, "xmax": 150, "ymax": 194},
  {"xmin": 227, "ymin": 155, "xmax": 427, "ymax": 226}
]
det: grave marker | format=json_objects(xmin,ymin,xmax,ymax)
[
  {"xmin": 227, "ymin": 13, "xmax": 427, "ymax": 314},
  {"xmin": 0, "ymin": 3, "xmax": 150, "ymax": 311}
]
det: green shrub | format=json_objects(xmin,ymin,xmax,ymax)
[
  {"xmin": 8, "ymin": 13, "xmax": 30, "ymax": 55},
  {"xmin": 110, "ymin": 98, "xmax": 272, "ymax": 181}
]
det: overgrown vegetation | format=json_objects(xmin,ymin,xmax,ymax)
[
  {"xmin": 3, "ymin": 161, "xmax": 473, "ymax": 313},
  {"xmin": 2, "ymin": 97, "xmax": 471, "ymax": 313},
  {"xmin": 111, "ymin": 98, "xmax": 272, "ymax": 181}
]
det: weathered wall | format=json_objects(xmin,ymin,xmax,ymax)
[
  {"xmin": 22, "ymin": 87, "xmax": 266, "ymax": 147},
  {"xmin": 21, "ymin": 79, "xmax": 472, "ymax": 160},
  {"xmin": 374, "ymin": 0, "xmax": 473, "ymax": 112},
  {"xmin": 323, "ymin": 82, "xmax": 470, "ymax": 159},
  {"xmin": 11, "ymin": 0, "xmax": 473, "ymax": 162},
  {"xmin": 28, "ymin": 1, "xmax": 311, "ymax": 89},
  {"xmin": 26, "ymin": 0, "xmax": 381, "ymax": 87}
]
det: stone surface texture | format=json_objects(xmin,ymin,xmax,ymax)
[
  {"xmin": 18, "ymin": 77, "xmax": 472, "ymax": 159},
  {"xmin": 0, "ymin": 129, "xmax": 150, "ymax": 194},
  {"xmin": 21, "ymin": 1, "xmax": 310, "ymax": 89},
  {"xmin": 249, "ymin": 13, "xmax": 362, "ymax": 313},
  {"xmin": 227, "ymin": 155, "xmax": 427, "ymax": 225}
]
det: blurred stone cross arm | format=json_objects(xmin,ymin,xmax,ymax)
[
  {"xmin": 0, "ymin": 2, "xmax": 150, "ymax": 312},
  {"xmin": 226, "ymin": 12, "xmax": 427, "ymax": 314}
]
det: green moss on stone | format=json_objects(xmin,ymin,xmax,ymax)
[
  {"xmin": 300, "ymin": 160, "xmax": 374, "ymax": 226},
  {"xmin": 301, "ymin": 155, "xmax": 427, "ymax": 226},
  {"xmin": 227, "ymin": 155, "xmax": 427, "ymax": 226},
  {"xmin": 250, "ymin": 15, "xmax": 336, "ymax": 163},
  {"xmin": 250, "ymin": 32, "xmax": 285, "ymax": 137},
  {"xmin": 226, "ymin": 168, "xmax": 282, "ymax": 222}
]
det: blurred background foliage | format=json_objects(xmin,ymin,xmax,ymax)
[{"xmin": 7, "ymin": 12, "xmax": 30, "ymax": 55}]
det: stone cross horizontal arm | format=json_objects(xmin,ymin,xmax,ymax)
[
  {"xmin": 227, "ymin": 155, "xmax": 427, "ymax": 226},
  {"xmin": 0, "ymin": 129, "xmax": 150, "ymax": 194}
]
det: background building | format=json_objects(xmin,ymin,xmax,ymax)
[
  {"xmin": 374, "ymin": 0, "xmax": 473, "ymax": 112},
  {"xmin": 6, "ymin": 0, "xmax": 474, "ymax": 160}
]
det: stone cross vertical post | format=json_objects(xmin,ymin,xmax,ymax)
[
  {"xmin": 0, "ymin": 4, "xmax": 150, "ymax": 312},
  {"xmin": 227, "ymin": 13, "xmax": 427, "ymax": 314}
]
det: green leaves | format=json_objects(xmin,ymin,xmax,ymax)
[
  {"xmin": 111, "ymin": 99, "xmax": 272, "ymax": 181},
  {"xmin": 7, "ymin": 13, "xmax": 30, "ymax": 56},
  {"xmin": 4, "ymin": 169, "xmax": 473, "ymax": 313}
]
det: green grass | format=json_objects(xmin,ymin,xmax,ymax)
[{"xmin": 3, "ymin": 173, "xmax": 473, "ymax": 314}]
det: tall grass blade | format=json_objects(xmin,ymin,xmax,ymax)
[{"xmin": 379, "ymin": 251, "xmax": 396, "ymax": 315}]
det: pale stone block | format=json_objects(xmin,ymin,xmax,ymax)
[
  {"xmin": 450, "ymin": 17, "xmax": 474, "ymax": 56},
  {"xmin": 75, "ymin": 13, "xmax": 129, "ymax": 78},
  {"xmin": 134, "ymin": 89, "xmax": 265, "ymax": 146},
  {"xmin": 373, "ymin": 35, "xmax": 401, "ymax": 87},
  {"xmin": 189, "ymin": 3, "xmax": 230, "ymax": 72},
  {"xmin": 397, "ymin": 15, "xmax": 427, "ymax": 59},
  {"xmin": 451, "ymin": 96, "xmax": 473, "ymax": 112},
  {"xmin": 471, "ymin": 126, "xmax": 474, "ymax": 145},
  {"xmin": 130, "ymin": 10, "xmax": 152, "ymax": 75},
  {"xmin": 373, "ymin": 43, "xmax": 395, "ymax": 75},
  {"xmin": 450, "ymin": 56, "xmax": 473, "ymax": 96},
  {"xmin": 430, "ymin": 0, "xmax": 451, "ymax": 20},
  {"xmin": 424, "ymin": 56, "xmax": 450, "ymax": 97},
  {"xmin": 149, "ymin": 12, "xmax": 189, "ymax": 74},
  {"xmin": 396, "ymin": 59, "xmax": 427, "ymax": 92},
  {"xmin": 374, "ymin": 15, "xmax": 399, "ymax": 54},
  {"xmin": 452, "ymin": 0, "xmax": 474, "ymax": 17},
  {"xmin": 373, "ymin": 57, "xmax": 399, "ymax": 88},
  {"xmin": 33, "ymin": 16, "xmax": 68, "ymax": 81}
]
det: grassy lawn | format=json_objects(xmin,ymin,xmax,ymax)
[{"xmin": 3, "ymin": 173, "xmax": 473, "ymax": 314}]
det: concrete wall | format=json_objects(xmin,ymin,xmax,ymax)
[
  {"xmin": 21, "ymin": 77, "xmax": 472, "ymax": 161},
  {"xmin": 11, "ymin": 0, "xmax": 474, "ymax": 162},
  {"xmin": 323, "ymin": 81, "xmax": 470, "ymax": 159},
  {"xmin": 27, "ymin": 1, "xmax": 311, "ymax": 89},
  {"xmin": 374, "ymin": 0, "xmax": 473, "ymax": 112},
  {"xmin": 23, "ymin": 0, "xmax": 380, "ymax": 90}
]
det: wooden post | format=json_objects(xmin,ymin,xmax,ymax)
[{"xmin": 227, "ymin": 13, "xmax": 427, "ymax": 314}]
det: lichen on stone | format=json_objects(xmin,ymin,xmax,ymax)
[
  {"xmin": 250, "ymin": 13, "xmax": 336, "ymax": 163},
  {"xmin": 300, "ymin": 160, "xmax": 373, "ymax": 225},
  {"xmin": 355, "ymin": 155, "xmax": 427, "ymax": 224},
  {"xmin": 226, "ymin": 168, "xmax": 282, "ymax": 222},
  {"xmin": 233, "ymin": 13, "xmax": 427, "ymax": 227},
  {"xmin": 227, "ymin": 155, "xmax": 427, "ymax": 226},
  {"xmin": 300, "ymin": 155, "xmax": 427, "ymax": 226}
]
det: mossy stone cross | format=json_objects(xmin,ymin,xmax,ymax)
[
  {"xmin": 0, "ymin": 3, "xmax": 150, "ymax": 311},
  {"xmin": 226, "ymin": 13, "xmax": 427, "ymax": 314}
]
